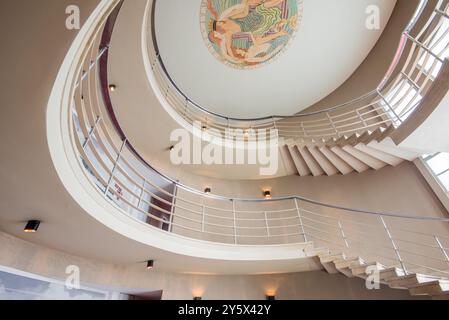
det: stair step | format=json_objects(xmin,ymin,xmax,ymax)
[
  {"xmin": 308, "ymin": 146, "xmax": 339, "ymax": 176},
  {"xmin": 287, "ymin": 145, "xmax": 311, "ymax": 176},
  {"xmin": 409, "ymin": 279, "xmax": 449, "ymax": 296},
  {"xmin": 298, "ymin": 147, "xmax": 325, "ymax": 176},
  {"xmin": 330, "ymin": 146, "xmax": 370, "ymax": 173},
  {"xmin": 280, "ymin": 145, "xmax": 298, "ymax": 175},
  {"xmin": 319, "ymin": 146, "xmax": 354, "ymax": 175},
  {"xmin": 351, "ymin": 262, "xmax": 385, "ymax": 278},
  {"xmin": 319, "ymin": 253, "xmax": 346, "ymax": 263},
  {"xmin": 354, "ymin": 143, "xmax": 404, "ymax": 166},
  {"xmin": 305, "ymin": 247, "xmax": 330, "ymax": 257},
  {"xmin": 342, "ymin": 145, "xmax": 387, "ymax": 170},
  {"xmin": 379, "ymin": 267, "xmax": 406, "ymax": 281},
  {"xmin": 368, "ymin": 138, "xmax": 420, "ymax": 161},
  {"xmin": 388, "ymin": 273, "xmax": 439, "ymax": 289},
  {"xmin": 334, "ymin": 257, "xmax": 364, "ymax": 278},
  {"xmin": 376, "ymin": 125, "xmax": 395, "ymax": 142}
]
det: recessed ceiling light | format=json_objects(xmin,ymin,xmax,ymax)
[
  {"xmin": 263, "ymin": 190, "xmax": 272, "ymax": 199},
  {"xmin": 24, "ymin": 220, "xmax": 40, "ymax": 233}
]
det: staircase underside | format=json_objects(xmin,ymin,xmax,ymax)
[
  {"xmin": 305, "ymin": 246, "xmax": 449, "ymax": 300},
  {"xmin": 282, "ymin": 126, "xmax": 422, "ymax": 177}
]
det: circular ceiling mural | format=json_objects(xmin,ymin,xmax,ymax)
[{"xmin": 200, "ymin": 0, "xmax": 303, "ymax": 70}]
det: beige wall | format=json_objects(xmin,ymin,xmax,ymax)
[
  {"xmin": 0, "ymin": 231, "xmax": 425, "ymax": 300},
  {"xmin": 172, "ymin": 162, "xmax": 449, "ymax": 270},
  {"xmin": 303, "ymin": 0, "xmax": 421, "ymax": 112}
]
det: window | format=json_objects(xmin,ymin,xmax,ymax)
[
  {"xmin": 423, "ymin": 153, "xmax": 449, "ymax": 193},
  {"xmin": 417, "ymin": 14, "xmax": 449, "ymax": 79}
]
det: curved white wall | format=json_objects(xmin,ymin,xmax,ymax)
[{"xmin": 155, "ymin": 0, "xmax": 396, "ymax": 118}]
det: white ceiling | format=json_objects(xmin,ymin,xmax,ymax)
[{"xmin": 155, "ymin": 0, "xmax": 396, "ymax": 118}]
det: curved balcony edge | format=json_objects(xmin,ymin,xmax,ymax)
[
  {"xmin": 45, "ymin": 0, "xmax": 321, "ymax": 267},
  {"xmin": 45, "ymin": 0, "xmax": 449, "ymax": 277},
  {"xmin": 143, "ymin": 0, "xmax": 448, "ymax": 150}
]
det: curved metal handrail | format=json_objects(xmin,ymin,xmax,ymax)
[
  {"xmin": 92, "ymin": 0, "xmax": 448, "ymax": 222},
  {"xmin": 149, "ymin": 0, "xmax": 430, "ymax": 126},
  {"xmin": 60, "ymin": 0, "xmax": 449, "ymax": 279}
]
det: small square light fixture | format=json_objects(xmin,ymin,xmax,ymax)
[
  {"xmin": 263, "ymin": 190, "xmax": 272, "ymax": 199},
  {"xmin": 147, "ymin": 260, "xmax": 154, "ymax": 270},
  {"xmin": 108, "ymin": 84, "xmax": 116, "ymax": 92},
  {"xmin": 266, "ymin": 295, "xmax": 276, "ymax": 301},
  {"xmin": 193, "ymin": 296, "xmax": 202, "ymax": 300},
  {"xmin": 204, "ymin": 187, "xmax": 211, "ymax": 194},
  {"xmin": 24, "ymin": 220, "xmax": 40, "ymax": 233}
]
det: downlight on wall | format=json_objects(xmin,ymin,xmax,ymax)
[
  {"xmin": 108, "ymin": 84, "xmax": 117, "ymax": 92},
  {"xmin": 204, "ymin": 187, "xmax": 211, "ymax": 194},
  {"xmin": 146, "ymin": 260, "xmax": 154, "ymax": 270},
  {"xmin": 24, "ymin": 220, "xmax": 40, "ymax": 233},
  {"xmin": 263, "ymin": 190, "xmax": 272, "ymax": 199}
]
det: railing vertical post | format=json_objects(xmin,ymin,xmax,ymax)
[
  {"xmin": 294, "ymin": 198, "xmax": 307, "ymax": 242},
  {"xmin": 105, "ymin": 139, "xmax": 126, "ymax": 196},
  {"xmin": 356, "ymin": 109, "xmax": 368, "ymax": 129},
  {"xmin": 264, "ymin": 211, "xmax": 270, "ymax": 238},
  {"xmin": 168, "ymin": 184, "xmax": 178, "ymax": 233},
  {"xmin": 232, "ymin": 200, "xmax": 237, "ymax": 245},
  {"xmin": 300, "ymin": 122, "xmax": 308, "ymax": 140},
  {"xmin": 377, "ymin": 89, "xmax": 403, "ymax": 125},
  {"xmin": 137, "ymin": 179, "xmax": 146, "ymax": 209},
  {"xmin": 380, "ymin": 216, "xmax": 407, "ymax": 275},
  {"xmin": 434, "ymin": 235, "xmax": 449, "ymax": 263},
  {"xmin": 82, "ymin": 116, "xmax": 101, "ymax": 149},
  {"xmin": 272, "ymin": 116, "xmax": 277, "ymax": 131},
  {"xmin": 326, "ymin": 112, "xmax": 339, "ymax": 137},
  {"xmin": 201, "ymin": 205, "xmax": 206, "ymax": 233},
  {"xmin": 338, "ymin": 221, "xmax": 350, "ymax": 248}
]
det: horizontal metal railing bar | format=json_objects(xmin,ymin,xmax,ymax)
[
  {"xmin": 300, "ymin": 215, "xmax": 341, "ymax": 229},
  {"xmin": 147, "ymin": 0, "xmax": 428, "ymax": 124},
  {"xmin": 300, "ymin": 208, "xmax": 384, "ymax": 229},
  {"xmin": 388, "ymin": 225, "xmax": 449, "ymax": 239},
  {"xmin": 398, "ymin": 248, "xmax": 449, "ymax": 263},
  {"xmin": 402, "ymin": 261, "xmax": 449, "ymax": 277},
  {"xmin": 65, "ymin": 0, "xmax": 449, "ymax": 280}
]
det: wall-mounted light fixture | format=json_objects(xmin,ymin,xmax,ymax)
[
  {"xmin": 147, "ymin": 260, "xmax": 155, "ymax": 270},
  {"xmin": 204, "ymin": 187, "xmax": 211, "ymax": 194},
  {"xmin": 263, "ymin": 190, "xmax": 272, "ymax": 199},
  {"xmin": 193, "ymin": 296, "xmax": 202, "ymax": 300},
  {"xmin": 108, "ymin": 84, "xmax": 117, "ymax": 92},
  {"xmin": 169, "ymin": 145, "xmax": 175, "ymax": 151},
  {"xmin": 24, "ymin": 220, "xmax": 40, "ymax": 233},
  {"xmin": 266, "ymin": 295, "xmax": 276, "ymax": 301}
]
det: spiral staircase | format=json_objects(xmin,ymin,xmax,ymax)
[
  {"xmin": 40, "ymin": 0, "xmax": 449, "ymax": 299},
  {"xmin": 147, "ymin": 0, "xmax": 449, "ymax": 177}
]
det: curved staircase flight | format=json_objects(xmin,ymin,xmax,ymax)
[
  {"xmin": 304, "ymin": 246, "xmax": 449, "ymax": 300},
  {"xmin": 146, "ymin": 0, "xmax": 449, "ymax": 180},
  {"xmin": 281, "ymin": 125, "xmax": 421, "ymax": 176}
]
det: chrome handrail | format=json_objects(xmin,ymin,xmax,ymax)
[
  {"xmin": 60, "ymin": 0, "xmax": 449, "ymax": 279},
  {"xmin": 147, "ymin": 0, "xmax": 447, "ymax": 143}
]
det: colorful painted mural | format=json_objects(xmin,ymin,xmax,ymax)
[{"xmin": 200, "ymin": 0, "xmax": 302, "ymax": 69}]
